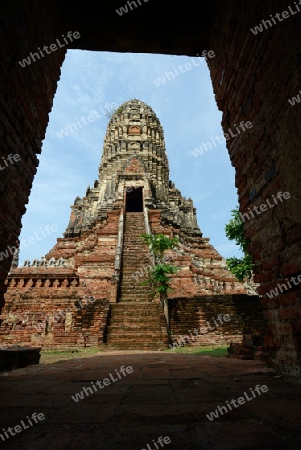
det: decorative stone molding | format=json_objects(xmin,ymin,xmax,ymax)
[{"xmin": 22, "ymin": 257, "xmax": 67, "ymax": 267}]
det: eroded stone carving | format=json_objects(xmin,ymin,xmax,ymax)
[{"xmin": 22, "ymin": 257, "xmax": 66, "ymax": 267}]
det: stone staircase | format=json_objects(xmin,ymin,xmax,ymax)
[
  {"xmin": 105, "ymin": 302, "xmax": 168, "ymax": 350},
  {"xmin": 119, "ymin": 212, "xmax": 153, "ymax": 303},
  {"xmin": 104, "ymin": 212, "xmax": 169, "ymax": 350}
]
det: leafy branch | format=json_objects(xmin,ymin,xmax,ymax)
[{"xmin": 225, "ymin": 207, "xmax": 254, "ymax": 282}]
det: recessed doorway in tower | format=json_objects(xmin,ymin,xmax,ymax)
[{"xmin": 126, "ymin": 187, "xmax": 143, "ymax": 212}]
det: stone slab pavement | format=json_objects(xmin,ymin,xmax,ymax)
[{"xmin": 0, "ymin": 351, "xmax": 300, "ymax": 450}]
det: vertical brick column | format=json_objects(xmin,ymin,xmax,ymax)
[
  {"xmin": 0, "ymin": 0, "xmax": 66, "ymax": 309},
  {"xmin": 209, "ymin": 0, "xmax": 301, "ymax": 374}
]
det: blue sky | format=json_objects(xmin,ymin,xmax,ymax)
[{"xmin": 17, "ymin": 50, "xmax": 242, "ymax": 265}]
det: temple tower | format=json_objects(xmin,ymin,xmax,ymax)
[
  {"xmin": 64, "ymin": 99, "xmax": 200, "ymax": 238},
  {"xmin": 0, "ymin": 99, "xmax": 246, "ymax": 350}
]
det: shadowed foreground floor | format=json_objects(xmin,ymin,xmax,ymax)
[{"xmin": 0, "ymin": 351, "xmax": 300, "ymax": 450}]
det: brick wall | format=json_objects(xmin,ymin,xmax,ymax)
[
  {"xmin": 0, "ymin": 0, "xmax": 65, "ymax": 309},
  {"xmin": 169, "ymin": 295, "xmax": 265, "ymax": 347},
  {"xmin": 0, "ymin": 272, "xmax": 110, "ymax": 348},
  {"xmin": 208, "ymin": 0, "xmax": 301, "ymax": 375}
]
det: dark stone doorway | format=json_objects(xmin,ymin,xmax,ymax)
[{"xmin": 126, "ymin": 187, "xmax": 143, "ymax": 212}]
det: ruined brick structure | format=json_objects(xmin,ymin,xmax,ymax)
[
  {"xmin": 0, "ymin": 100, "xmax": 246, "ymax": 350},
  {"xmin": 169, "ymin": 295, "xmax": 267, "ymax": 360},
  {"xmin": 1, "ymin": 0, "xmax": 301, "ymax": 374}
]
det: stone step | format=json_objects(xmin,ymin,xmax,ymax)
[
  {"xmin": 107, "ymin": 334, "xmax": 163, "ymax": 342},
  {"xmin": 108, "ymin": 317, "xmax": 160, "ymax": 324},
  {"xmin": 120, "ymin": 276, "xmax": 149, "ymax": 281},
  {"xmin": 109, "ymin": 311, "xmax": 160, "ymax": 318},
  {"xmin": 122, "ymin": 241, "xmax": 148, "ymax": 245},
  {"xmin": 121, "ymin": 263, "xmax": 151, "ymax": 267},
  {"xmin": 123, "ymin": 235, "xmax": 145, "ymax": 237},
  {"xmin": 120, "ymin": 281, "xmax": 149, "ymax": 284},
  {"xmin": 120, "ymin": 275, "xmax": 149, "ymax": 280},
  {"xmin": 121, "ymin": 255, "xmax": 150, "ymax": 258},
  {"xmin": 119, "ymin": 288, "xmax": 150, "ymax": 292},
  {"xmin": 118, "ymin": 298, "xmax": 153, "ymax": 303},
  {"xmin": 105, "ymin": 335, "xmax": 167, "ymax": 350},
  {"xmin": 103, "ymin": 344, "xmax": 167, "ymax": 351},
  {"xmin": 108, "ymin": 327, "xmax": 161, "ymax": 334},
  {"xmin": 108, "ymin": 320, "xmax": 160, "ymax": 327},
  {"xmin": 119, "ymin": 293, "xmax": 152, "ymax": 297},
  {"xmin": 110, "ymin": 313, "xmax": 159, "ymax": 324},
  {"xmin": 111, "ymin": 302, "xmax": 158, "ymax": 307},
  {"xmin": 122, "ymin": 250, "xmax": 147, "ymax": 252},
  {"xmin": 120, "ymin": 276, "xmax": 150, "ymax": 280},
  {"xmin": 122, "ymin": 250, "xmax": 148, "ymax": 254},
  {"xmin": 112, "ymin": 310, "xmax": 160, "ymax": 312},
  {"xmin": 119, "ymin": 286, "xmax": 150, "ymax": 290},
  {"xmin": 122, "ymin": 241, "xmax": 148, "ymax": 244},
  {"xmin": 107, "ymin": 327, "xmax": 161, "ymax": 335},
  {"xmin": 123, "ymin": 238, "xmax": 145, "ymax": 240},
  {"xmin": 111, "ymin": 307, "xmax": 158, "ymax": 313},
  {"xmin": 119, "ymin": 285, "xmax": 150, "ymax": 289},
  {"xmin": 123, "ymin": 237, "xmax": 146, "ymax": 241},
  {"xmin": 109, "ymin": 313, "xmax": 158, "ymax": 319},
  {"xmin": 108, "ymin": 311, "xmax": 159, "ymax": 318},
  {"xmin": 111, "ymin": 305, "xmax": 158, "ymax": 309},
  {"xmin": 123, "ymin": 234, "xmax": 146, "ymax": 236},
  {"xmin": 121, "ymin": 275, "xmax": 150, "ymax": 278},
  {"xmin": 121, "ymin": 252, "xmax": 150, "ymax": 255},
  {"xmin": 119, "ymin": 289, "xmax": 150, "ymax": 293},
  {"xmin": 121, "ymin": 267, "xmax": 150, "ymax": 271},
  {"xmin": 121, "ymin": 253, "xmax": 149, "ymax": 257},
  {"xmin": 110, "ymin": 305, "xmax": 158, "ymax": 310},
  {"xmin": 119, "ymin": 297, "xmax": 153, "ymax": 301},
  {"xmin": 118, "ymin": 297, "xmax": 152, "ymax": 301},
  {"xmin": 119, "ymin": 287, "xmax": 150, "ymax": 290},
  {"xmin": 119, "ymin": 287, "xmax": 149, "ymax": 291},
  {"xmin": 119, "ymin": 291, "xmax": 151, "ymax": 295},
  {"xmin": 120, "ymin": 286, "xmax": 151, "ymax": 295},
  {"xmin": 123, "ymin": 241, "xmax": 146, "ymax": 244},
  {"xmin": 121, "ymin": 255, "xmax": 149, "ymax": 259}
]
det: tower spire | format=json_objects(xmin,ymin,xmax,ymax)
[{"xmin": 64, "ymin": 99, "xmax": 201, "ymax": 237}]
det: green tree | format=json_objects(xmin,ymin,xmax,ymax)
[
  {"xmin": 225, "ymin": 207, "xmax": 254, "ymax": 282},
  {"xmin": 140, "ymin": 233, "xmax": 181, "ymax": 328}
]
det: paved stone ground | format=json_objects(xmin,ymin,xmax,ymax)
[{"xmin": 0, "ymin": 352, "xmax": 300, "ymax": 450}]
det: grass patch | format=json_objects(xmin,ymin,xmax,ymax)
[
  {"xmin": 40, "ymin": 347, "xmax": 101, "ymax": 365},
  {"xmin": 166, "ymin": 345, "xmax": 228, "ymax": 357}
]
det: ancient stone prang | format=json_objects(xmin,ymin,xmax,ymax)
[{"xmin": 0, "ymin": 99, "xmax": 247, "ymax": 350}]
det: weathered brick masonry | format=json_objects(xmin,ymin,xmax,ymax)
[
  {"xmin": 0, "ymin": 0, "xmax": 300, "ymax": 373},
  {"xmin": 0, "ymin": 1, "xmax": 66, "ymax": 310},
  {"xmin": 0, "ymin": 100, "xmax": 247, "ymax": 349},
  {"xmin": 168, "ymin": 295, "xmax": 266, "ymax": 360},
  {"xmin": 208, "ymin": 1, "xmax": 301, "ymax": 375}
]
